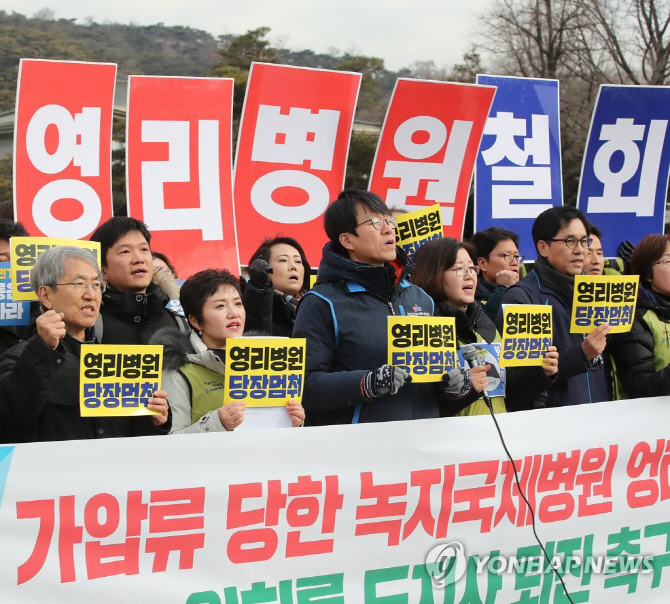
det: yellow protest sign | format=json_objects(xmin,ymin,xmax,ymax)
[
  {"xmin": 394, "ymin": 204, "xmax": 443, "ymax": 258},
  {"xmin": 80, "ymin": 345, "xmax": 163, "ymax": 417},
  {"xmin": 387, "ymin": 316, "xmax": 456, "ymax": 383},
  {"xmin": 224, "ymin": 338, "xmax": 306, "ymax": 406},
  {"xmin": 11, "ymin": 237, "xmax": 102, "ymax": 301},
  {"xmin": 570, "ymin": 275, "xmax": 639, "ymax": 334},
  {"xmin": 500, "ymin": 304, "xmax": 552, "ymax": 367}
]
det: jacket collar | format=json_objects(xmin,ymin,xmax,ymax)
[
  {"xmin": 317, "ymin": 242, "xmax": 413, "ymax": 299},
  {"xmin": 101, "ymin": 281, "xmax": 169, "ymax": 321},
  {"xmin": 533, "ymin": 256, "xmax": 576, "ymax": 307}
]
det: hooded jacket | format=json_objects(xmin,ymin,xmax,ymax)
[
  {"xmin": 497, "ymin": 257, "xmax": 611, "ymax": 407},
  {"xmin": 609, "ymin": 284, "xmax": 670, "ymax": 398},
  {"xmin": 151, "ymin": 328, "xmax": 229, "ymax": 434},
  {"xmin": 97, "ymin": 275, "xmax": 187, "ymax": 345},
  {"xmin": 293, "ymin": 243, "xmax": 458, "ymax": 425}
]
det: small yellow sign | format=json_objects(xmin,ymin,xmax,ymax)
[
  {"xmin": 570, "ymin": 275, "xmax": 638, "ymax": 334},
  {"xmin": 500, "ymin": 304, "xmax": 552, "ymax": 367},
  {"xmin": 80, "ymin": 344, "xmax": 163, "ymax": 417},
  {"xmin": 11, "ymin": 237, "xmax": 102, "ymax": 301},
  {"xmin": 394, "ymin": 204, "xmax": 443, "ymax": 258},
  {"xmin": 387, "ymin": 316, "xmax": 457, "ymax": 382},
  {"xmin": 224, "ymin": 338, "xmax": 307, "ymax": 407}
]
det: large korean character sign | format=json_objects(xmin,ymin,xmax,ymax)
[
  {"xmin": 475, "ymin": 76, "xmax": 562, "ymax": 260},
  {"xmin": 234, "ymin": 63, "xmax": 361, "ymax": 264},
  {"xmin": 369, "ymin": 79, "xmax": 496, "ymax": 239},
  {"xmin": 126, "ymin": 76, "xmax": 238, "ymax": 278},
  {"xmin": 577, "ymin": 86, "xmax": 670, "ymax": 256},
  {"xmin": 14, "ymin": 59, "xmax": 116, "ymax": 240}
]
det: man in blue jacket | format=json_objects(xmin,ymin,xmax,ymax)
[
  {"xmin": 293, "ymin": 190, "xmax": 486, "ymax": 425},
  {"xmin": 496, "ymin": 206, "xmax": 611, "ymax": 408}
]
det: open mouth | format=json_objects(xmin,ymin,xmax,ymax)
[
  {"xmin": 80, "ymin": 305, "xmax": 96, "ymax": 315},
  {"xmin": 132, "ymin": 268, "xmax": 148, "ymax": 277},
  {"xmin": 226, "ymin": 321, "xmax": 241, "ymax": 331}
]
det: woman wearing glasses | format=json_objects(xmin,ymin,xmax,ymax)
[
  {"xmin": 411, "ymin": 237, "xmax": 558, "ymax": 416},
  {"xmin": 610, "ymin": 234, "xmax": 670, "ymax": 398}
]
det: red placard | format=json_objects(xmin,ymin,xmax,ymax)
[
  {"xmin": 14, "ymin": 59, "xmax": 116, "ymax": 240},
  {"xmin": 369, "ymin": 79, "xmax": 496, "ymax": 239},
  {"xmin": 126, "ymin": 76, "xmax": 238, "ymax": 278},
  {"xmin": 234, "ymin": 63, "xmax": 361, "ymax": 266}
]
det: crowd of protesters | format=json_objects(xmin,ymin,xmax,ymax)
[{"xmin": 0, "ymin": 188, "xmax": 666, "ymax": 443}]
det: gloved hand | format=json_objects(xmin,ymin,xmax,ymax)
[
  {"xmin": 361, "ymin": 365, "xmax": 411, "ymax": 399},
  {"xmin": 617, "ymin": 240, "xmax": 635, "ymax": 274},
  {"xmin": 442, "ymin": 367, "xmax": 473, "ymax": 398},
  {"xmin": 248, "ymin": 258, "xmax": 273, "ymax": 290}
]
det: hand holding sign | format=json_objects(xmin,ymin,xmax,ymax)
[
  {"xmin": 218, "ymin": 401, "xmax": 246, "ymax": 431},
  {"xmin": 37, "ymin": 310, "xmax": 66, "ymax": 350},
  {"xmin": 541, "ymin": 345, "xmax": 559, "ymax": 377},
  {"xmin": 286, "ymin": 400, "xmax": 305, "ymax": 427},
  {"xmin": 582, "ymin": 322, "xmax": 611, "ymax": 360},
  {"xmin": 147, "ymin": 390, "xmax": 169, "ymax": 426}
]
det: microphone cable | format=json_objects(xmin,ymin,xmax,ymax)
[{"xmin": 486, "ymin": 402, "xmax": 576, "ymax": 604}]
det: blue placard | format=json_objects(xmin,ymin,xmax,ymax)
[
  {"xmin": 456, "ymin": 342, "xmax": 506, "ymax": 398},
  {"xmin": 475, "ymin": 76, "xmax": 562, "ymax": 260},
  {"xmin": 577, "ymin": 85, "xmax": 670, "ymax": 256},
  {"xmin": 0, "ymin": 262, "xmax": 30, "ymax": 326}
]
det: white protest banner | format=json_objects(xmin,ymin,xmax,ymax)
[{"xmin": 0, "ymin": 398, "xmax": 668, "ymax": 602}]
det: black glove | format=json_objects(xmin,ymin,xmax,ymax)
[
  {"xmin": 361, "ymin": 365, "xmax": 411, "ymax": 399},
  {"xmin": 248, "ymin": 258, "xmax": 273, "ymax": 290},
  {"xmin": 617, "ymin": 240, "xmax": 635, "ymax": 274}
]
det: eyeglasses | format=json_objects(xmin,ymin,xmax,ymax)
[
  {"xmin": 653, "ymin": 258, "xmax": 670, "ymax": 267},
  {"xmin": 446, "ymin": 265, "xmax": 480, "ymax": 277},
  {"xmin": 494, "ymin": 252, "xmax": 525, "ymax": 264},
  {"xmin": 356, "ymin": 216, "xmax": 398, "ymax": 230},
  {"xmin": 47, "ymin": 281, "xmax": 106, "ymax": 293},
  {"xmin": 548, "ymin": 237, "xmax": 592, "ymax": 250}
]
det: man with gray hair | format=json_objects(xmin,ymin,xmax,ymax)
[{"xmin": 0, "ymin": 246, "xmax": 170, "ymax": 443}]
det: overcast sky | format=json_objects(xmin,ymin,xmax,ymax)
[{"xmin": 3, "ymin": 0, "xmax": 491, "ymax": 72}]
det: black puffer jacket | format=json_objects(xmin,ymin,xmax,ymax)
[
  {"xmin": 609, "ymin": 285, "xmax": 670, "ymax": 398},
  {"xmin": 98, "ymin": 281, "xmax": 187, "ymax": 345},
  {"xmin": 0, "ymin": 334, "xmax": 169, "ymax": 443},
  {"xmin": 243, "ymin": 280, "xmax": 302, "ymax": 338}
]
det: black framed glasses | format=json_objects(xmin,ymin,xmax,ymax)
[
  {"xmin": 548, "ymin": 237, "xmax": 592, "ymax": 250},
  {"xmin": 494, "ymin": 252, "xmax": 525, "ymax": 264},
  {"xmin": 356, "ymin": 216, "xmax": 398, "ymax": 230},
  {"xmin": 47, "ymin": 281, "xmax": 106, "ymax": 293}
]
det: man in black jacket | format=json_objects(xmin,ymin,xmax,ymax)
[
  {"xmin": 0, "ymin": 246, "xmax": 170, "ymax": 443},
  {"xmin": 90, "ymin": 217, "xmax": 187, "ymax": 344}
]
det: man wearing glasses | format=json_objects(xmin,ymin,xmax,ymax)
[
  {"xmin": 293, "ymin": 189, "xmax": 466, "ymax": 426},
  {"xmin": 497, "ymin": 206, "xmax": 611, "ymax": 408},
  {"xmin": 470, "ymin": 227, "xmax": 524, "ymax": 322},
  {"xmin": 0, "ymin": 246, "xmax": 170, "ymax": 442}
]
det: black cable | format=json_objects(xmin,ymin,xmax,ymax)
[{"xmin": 487, "ymin": 404, "xmax": 576, "ymax": 604}]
